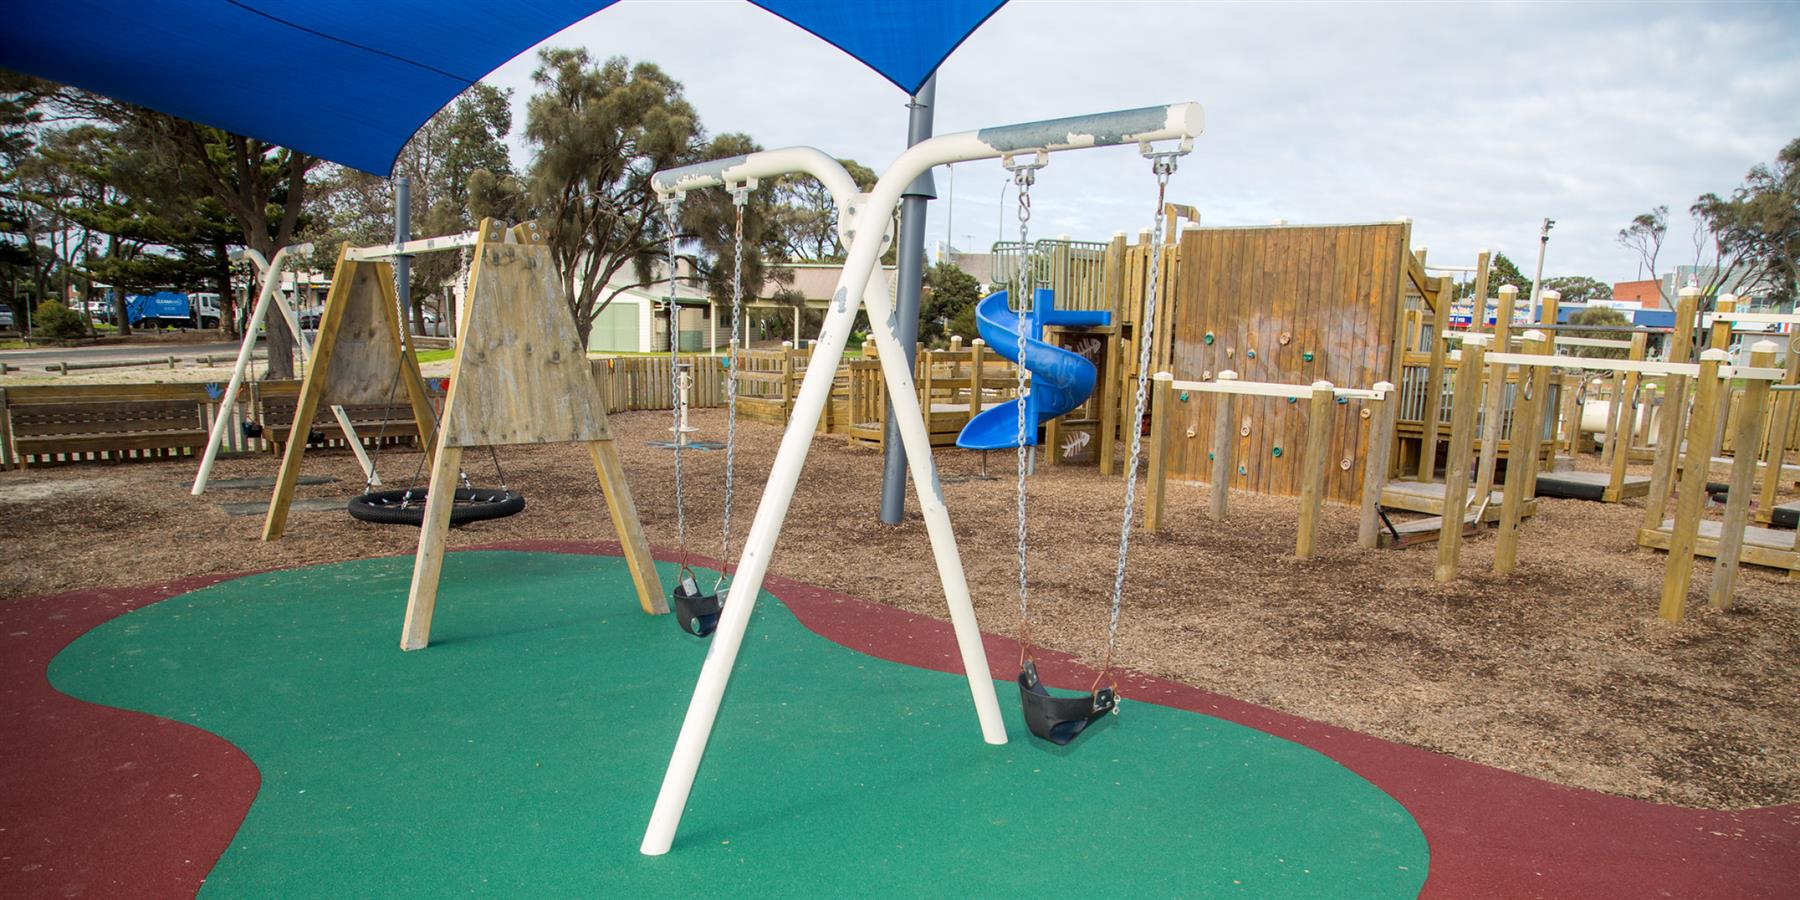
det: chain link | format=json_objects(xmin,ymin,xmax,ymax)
[
  {"xmin": 718, "ymin": 185, "xmax": 750, "ymax": 590},
  {"xmin": 1004, "ymin": 155, "xmax": 1045, "ymax": 636},
  {"xmin": 1106, "ymin": 148, "xmax": 1186, "ymax": 666},
  {"xmin": 662, "ymin": 196, "xmax": 687, "ymax": 562}
]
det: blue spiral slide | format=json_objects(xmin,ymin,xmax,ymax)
[{"xmin": 956, "ymin": 288, "xmax": 1111, "ymax": 450}]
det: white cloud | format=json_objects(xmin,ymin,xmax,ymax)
[{"xmin": 481, "ymin": 0, "xmax": 1800, "ymax": 288}]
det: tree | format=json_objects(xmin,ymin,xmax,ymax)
[
  {"xmin": 306, "ymin": 83, "xmax": 516, "ymax": 332},
  {"xmin": 1616, "ymin": 206, "xmax": 1669, "ymax": 307},
  {"xmin": 0, "ymin": 73, "xmax": 50, "ymax": 331},
  {"xmin": 765, "ymin": 159, "xmax": 876, "ymax": 261},
  {"xmin": 49, "ymin": 87, "xmax": 320, "ymax": 377},
  {"xmin": 1542, "ymin": 276, "xmax": 1611, "ymax": 305},
  {"xmin": 1689, "ymin": 138, "xmax": 1799, "ymax": 307},
  {"xmin": 921, "ymin": 261, "xmax": 982, "ymax": 345},
  {"xmin": 1457, "ymin": 251, "xmax": 1533, "ymax": 301},
  {"xmin": 523, "ymin": 49, "xmax": 701, "ymax": 347},
  {"xmin": 1567, "ymin": 307, "xmax": 1633, "ymax": 359},
  {"xmin": 674, "ymin": 132, "xmax": 792, "ymax": 344}
]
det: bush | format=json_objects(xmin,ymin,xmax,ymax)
[
  {"xmin": 1567, "ymin": 307, "xmax": 1634, "ymax": 359},
  {"xmin": 33, "ymin": 301, "xmax": 88, "ymax": 342}
]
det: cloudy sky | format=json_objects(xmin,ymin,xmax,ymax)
[{"xmin": 480, "ymin": 0, "xmax": 1798, "ymax": 287}]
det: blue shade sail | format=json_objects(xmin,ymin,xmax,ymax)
[{"xmin": 0, "ymin": 0, "xmax": 1006, "ymax": 175}]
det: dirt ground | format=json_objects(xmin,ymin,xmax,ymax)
[{"xmin": 3, "ymin": 408, "xmax": 1797, "ymax": 811}]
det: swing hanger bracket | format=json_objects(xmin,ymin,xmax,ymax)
[
  {"xmin": 726, "ymin": 179, "xmax": 757, "ymax": 205},
  {"xmin": 1139, "ymin": 137, "xmax": 1194, "ymax": 176},
  {"xmin": 1000, "ymin": 149, "xmax": 1048, "ymax": 180}
]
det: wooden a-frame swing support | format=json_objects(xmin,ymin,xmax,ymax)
[
  {"xmin": 260, "ymin": 220, "xmax": 666, "ymax": 647},
  {"xmin": 398, "ymin": 220, "xmax": 665, "ymax": 647},
  {"xmin": 260, "ymin": 245, "xmax": 438, "ymax": 540},
  {"xmin": 638, "ymin": 103, "xmax": 1205, "ymax": 856}
]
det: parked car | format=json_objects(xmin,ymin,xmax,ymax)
[{"xmin": 0, "ymin": 306, "xmax": 14, "ymax": 329}]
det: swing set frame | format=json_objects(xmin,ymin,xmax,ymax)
[{"xmin": 640, "ymin": 102, "xmax": 1205, "ymax": 855}]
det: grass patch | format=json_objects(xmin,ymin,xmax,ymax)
[{"xmin": 415, "ymin": 349, "xmax": 456, "ymax": 364}]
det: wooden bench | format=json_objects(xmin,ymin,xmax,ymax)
[{"xmin": 0, "ymin": 383, "xmax": 212, "ymax": 468}]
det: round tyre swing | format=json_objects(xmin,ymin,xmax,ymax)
[
  {"xmin": 1005, "ymin": 141, "xmax": 1187, "ymax": 746},
  {"xmin": 346, "ymin": 248, "xmax": 524, "ymax": 532},
  {"xmin": 347, "ymin": 487, "xmax": 524, "ymax": 527},
  {"xmin": 661, "ymin": 184, "xmax": 751, "ymax": 639}
]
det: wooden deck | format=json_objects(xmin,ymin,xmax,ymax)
[
  {"xmin": 1379, "ymin": 479, "xmax": 1530, "ymax": 522},
  {"xmin": 1637, "ymin": 519, "xmax": 1799, "ymax": 571}
]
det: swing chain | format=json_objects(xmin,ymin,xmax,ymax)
[
  {"xmin": 718, "ymin": 183, "xmax": 751, "ymax": 591},
  {"xmin": 1003, "ymin": 153, "xmax": 1045, "ymax": 637},
  {"xmin": 662, "ymin": 194, "xmax": 688, "ymax": 563},
  {"xmin": 1105, "ymin": 142, "xmax": 1189, "ymax": 676}
]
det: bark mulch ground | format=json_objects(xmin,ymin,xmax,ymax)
[{"xmin": 2, "ymin": 408, "xmax": 1795, "ymax": 811}]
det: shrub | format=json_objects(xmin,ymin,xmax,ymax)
[{"xmin": 33, "ymin": 301, "xmax": 87, "ymax": 342}]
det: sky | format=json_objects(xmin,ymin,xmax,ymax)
[{"xmin": 479, "ymin": 0, "xmax": 1799, "ymax": 287}]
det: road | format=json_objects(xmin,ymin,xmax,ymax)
[{"xmin": 0, "ymin": 340, "xmax": 260, "ymax": 366}]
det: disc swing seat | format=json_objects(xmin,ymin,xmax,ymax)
[
  {"xmin": 347, "ymin": 244, "xmax": 524, "ymax": 529},
  {"xmin": 1006, "ymin": 140, "xmax": 1189, "ymax": 746},
  {"xmin": 664, "ymin": 182, "xmax": 753, "ymax": 637},
  {"xmin": 347, "ymin": 487, "xmax": 524, "ymax": 527}
]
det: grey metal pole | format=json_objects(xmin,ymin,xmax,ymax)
[
  {"xmin": 1528, "ymin": 216, "xmax": 1553, "ymax": 322},
  {"xmin": 879, "ymin": 74, "xmax": 937, "ymax": 524},
  {"xmin": 394, "ymin": 176, "xmax": 413, "ymax": 340}
]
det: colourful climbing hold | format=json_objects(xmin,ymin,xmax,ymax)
[
  {"xmin": 1203, "ymin": 332, "xmax": 1215, "ymax": 345},
  {"xmin": 1272, "ymin": 446, "xmax": 1283, "ymax": 458},
  {"xmin": 1179, "ymin": 391, "xmax": 1190, "ymax": 402},
  {"xmin": 1302, "ymin": 352, "xmax": 1315, "ymax": 362},
  {"xmin": 1246, "ymin": 349, "xmax": 1258, "ymax": 360}
]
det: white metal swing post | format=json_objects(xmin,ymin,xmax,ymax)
[
  {"xmin": 191, "ymin": 243, "xmax": 386, "ymax": 495},
  {"xmin": 639, "ymin": 102, "xmax": 1205, "ymax": 856}
]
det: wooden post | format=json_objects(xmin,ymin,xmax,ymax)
[
  {"xmin": 1472, "ymin": 276, "xmax": 1512, "ymax": 503},
  {"xmin": 1659, "ymin": 348, "xmax": 1730, "ymax": 623},
  {"xmin": 1755, "ymin": 341, "xmax": 1799, "ymax": 524},
  {"xmin": 1435, "ymin": 335, "xmax": 1489, "ymax": 582},
  {"xmin": 1098, "ymin": 232, "xmax": 1127, "ymax": 477},
  {"xmin": 1636, "ymin": 382, "xmax": 1658, "ymax": 448},
  {"xmin": 779, "ymin": 340, "xmax": 795, "ymax": 424},
  {"xmin": 1604, "ymin": 331, "xmax": 1650, "ymax": 501},
  {"xmin": 1705, "ymin": 295, "xmax": 1738, "ymax": 459},
  {"xmin": 1641, "ymin": 288, "xmax": 1703, "ymax": 532},
  {"xmin": 400, "ymin": 444, "xmax": 464, "ymax": 650},
  {"xmin": 1600, "ymin": 369, "xmax": 1625, "ymax": 469},
  {"xmin": 1296, "ymin": 381, "xmax": 1336, "ymax": 559},
  {"xmin": 1710, "ymin": 341, "xmax": 1777, "ymax": 609},
  {"xmin": 968, "ymin": 339, "xmax": 985, "ymax": 425},
  {"xmin": 1357, "ymin": 381, "xmax": 1398, "ymax": 549},
  {"xmin": 1494, "ymin": 332, "xmax": 1549, "ymax": 573},
  {"xmin": 588, "ymin": 439, "xmax": 667, "ymax": 615},
  {"xmin": 1209, "ymin": 371, "xmax": 1238, "ymax": 521},
  {"xmin": 1145, "ymin": 372, "xmax": 1173, "ymax": 531},
  {"xmin": 1418, "ymin": 276, "xmax": 1454, "ymax": 480}
]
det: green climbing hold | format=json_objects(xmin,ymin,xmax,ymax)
[
  {"xmin": 1272, "ymin": 446, "xmax": 1284, "ymax": 458},
  {"xmin": 1179, "ymin": 391, "xmax": 1190, "ymax": 402},
  {"xmin": 1207, "ymin": 451, "xmax": 1214, "ymax": 460},
  {"xmin": 1302, "ymin": 351, "xmax": 1315, "ymax": 362},
  {"xmin": 1203, "ymin": 332, "xmax": 1215, "ymax": 345},
  {"xmin": 1237, "ymin": 464, "xmax": 1247, "ymax": 475},
  {"xmin": 1287, "ymin": 397, "xmax": 1298, "ymax": 404},
  {"xmin": 1246, "ymin": 349, "xmax": 1258, "ymax": 360}
]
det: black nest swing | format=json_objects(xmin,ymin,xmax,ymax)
[
  {"xmin": 347, "ymin": 486, "xmax": 524, "ymax": 527},
  {"xmin": 347, "ymin": 366, "xmax": 524, "ymax": 528}
]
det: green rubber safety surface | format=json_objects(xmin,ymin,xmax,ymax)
[{"xmin": 50, "ymin": 552, "xmax": 1427, "ymax": 896}]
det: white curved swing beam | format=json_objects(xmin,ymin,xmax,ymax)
[{"xmin": 639, "ymin": 102, "xmax": 1205, "ymax": 856}]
